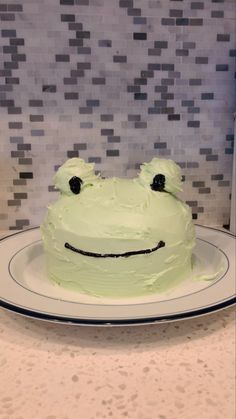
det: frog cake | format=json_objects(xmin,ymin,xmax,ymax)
[{"xmin": 41, "ymin": 158, "xmax": 195, "ymax": 297}]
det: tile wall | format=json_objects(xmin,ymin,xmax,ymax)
[{"xmin": 0, "ymin": 0, "xmax": 235, "ymax": 229}]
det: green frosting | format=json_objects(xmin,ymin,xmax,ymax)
[{"xmin": 41, "ymin": 158, "xmax": 195, "ymax": 297}]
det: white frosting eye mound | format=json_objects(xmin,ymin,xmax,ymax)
[
  {"xmin": 139, "ymin": 158, "xmax": 183, "ymax": 195},
  {"xmin": 54, "ymin": 157, "xmax": 99, "ymax": 195}
]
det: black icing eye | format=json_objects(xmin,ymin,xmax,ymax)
[
  {"xmin": 69, "ymin": 176, "xmax": 83, "ymax": 194},
  {"xmin": 150, "ymin": 174, "xmax": 166, "ymax": 192}
]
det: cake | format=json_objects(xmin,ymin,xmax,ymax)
[{"xmin": 41, "ymin": 157, "xmax": 195, "ymax": 297}]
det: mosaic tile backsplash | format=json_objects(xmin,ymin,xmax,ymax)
[{"xmin": 0, "ymin": 0, "xmax": 235, "ymax": 230}]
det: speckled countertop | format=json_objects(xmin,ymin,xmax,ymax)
[{"xmin": 0, "ymin": 306, "xmax": 235, "ymax": 419}]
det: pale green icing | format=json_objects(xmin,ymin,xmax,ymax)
[
  {"xmin": 41, "ymin": 158, "xmax": 196, "ymax": 298},
  {"xmin": 139, "ymin": 158, "xmax": 183, "ymax": 195}
]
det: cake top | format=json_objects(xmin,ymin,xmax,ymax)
[{"xmin": 54, "ymin": 157, "xmax": 183, "ymax": 196}]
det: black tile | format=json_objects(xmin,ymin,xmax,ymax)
[
  {"xmin": 86, "ymin": 99, "xmax": 99, "ymax": 106},
  {"xmin": 169, "ymin": 9, "xmax": 183, "ymax": 17},
  {"xmin": 217, "ymin": 34, "xmax": 230, "ymax": 41},
  {"xmin": 11, "ymin": 54, "xmax": 26, "ymax": 61},
  {"xmin": 183, "ymin": 42, "xmax": 196, "ymax": 49},
  {"xmin": 67, "ymin": 151, "xmax": 79, "ymax": 158},
  {"xmin": 133, "ymin": 32, "xmax": 147, "ymax": 40},
  {"xmin": 225, "ymin": 148, "xmax": 233, "ymax": 154},
  {"xmin": 154, "ymin": 142, "xmax": 167, "ymax": 149},
  {"xmin": 199, "ymin": 187, "xmax": 211, "ymax": 193},
  {"xmin": 74, "ymin": 143, "xmax": 87, "ymax": 150},
  {"xmin": 189, "ymin": 19, "xmax": 203, "ymax": 25},
  {"xmin": 119, "ymin": 0, "xmax": 133, "ymax": 6},
  {"xmin": 8, "ymin": 200, "xmax": 21, "ymax": 206},
  {"xmin": 113, "ymin": 55, "xmax": 127, "ymax": 63},
  {"xmin": 1, "ymin": 29, "xmax": 16, "ymax": 37},
  {"xmin": 127, "ymin": 8, "xmax": 141, "ymax": 16},
  {"xmin": 206, "ymin": 155, "xmax": 218, "ymax": 161},
  {"xmin": 161, "ymin": 93, "xmax": 174, "ymax": 99},
  {"xmin": 187, "ymin": 120, "xmax": 200, "ymax": 127},
  {"xmin": 60, "ymin": 0, "xmax": 74, "ymax": 4},
  {"xmin": 148, "ymin": 63, "xmax": 161, "ymax": 70},
  {"xmin": 92, "ymin": 77, "xmax": 105, "ymax": 84},
  {"xmin": 161, "ymin": 107, "xmax": 175, "ymax": 114},
  {"xmin": 200, "ymin": 148, "xmax": 212, "ymax": 154},
  {"xmin": 0, "ymin": 5, "xmax": 7, "ymax": 11},
  {"xmin": 4, "ymin": 62, "xmax": 18, "ymax": 69},
  {"xmin": 107, "ymin": 136, "xmax": 121, "ymax": 143},
  {"xmin": 69, "ymin": 38, "xmax": 83, "ymax": 46},
  {"xmin": 189, "ymin": 78, "xmax": 202, "ymax": 85},
  {"xmin": 76, "ymin": 30, "xmax": 90, "ymax": 38},
  {"xmin": 141, "ymin": 70, "xmax": 154, "ymax": 78},
  {"xmin": 155, "ymin": 100, "xmax": 167, "ymax": 107},
  {"xmin": 77, "ymin": 62, "xmax": 91, "ymax": 69},
  {"xmin": 226, "ymin": 134, "xmax": 234, "ymax": 141},
  {"xmin": 8, "ymin": 107, "xmax": 21, "ymax": 114},
  {"xmin": 135, "ymin": 122, "xmax": 147, "ymax": 128},
  {"xmin": 88, "ymin": 157, "xmax": 101, "ymax": 163},
  {"xmin": 191, "ymin": 2, "xmax": 204, "ymax": 9},
  {"xmin": 162, "ymin": 63, "xmax": 174, "ymax": 71},
  {"xmin": 134, "ymin": 78, "xmax": 147, "ymax": 85},
  {"xmin": 55, "ymin": 54, "xmax": 70, "ymax": 62},
  {"xmin": 155, "ymin": 85, "xmax": 168, "ymax": 93},
  {"xmin": 61, "ymin": 14, "xmax": 75, "ymax": 22},
  {"xmin": 187, "ymin": 162, "xmax": 199, "ymax": 168},
  {"xmin": 182, "ymin": 100, "xmax": 194, "ymax": 106},
  {"xmin": 176, "ymin": 18, "xmax": 189, "ymax": 25},
  {"xmin": 216, "ymin": 64, "xmax": 228, "ymax": 71},
  {"xmin": 70, "ymin": 69, "xmax": 84, "ymax": 77},
  {"xmin": 211, "ymin": 10, "xmax": 224, "ymax": 17},
  {"xmin": 212, "ymin": 174, "xmax": 224, "ymax": 180},
  {"xmin": 154, "ymin": 41, "xmax": 168, "ymax": 48},
  {"xmin": 11, "ymin": 151, "xmax": 24, "ymax": 157},
  {"xmin": 106, "ymin": 150, "xmax": 120, "ymax": 157},
  {"xmin": 192, "ymin": 214, "xmax": 198, "ymax": 220},
  {"xmin": 14, "ymin": 193, "xmax": 27, "ymax": 199},
  {"xmin": 148, "ymin": 48, "xmax": 161, "ymax": 56},
  {"xmin": 193, "ymin": 181, "xmax": 205, "ymax": 187},
  {"xmin": 0, "ymin": 13, "xmax": 15, "ymax": 21},
  {"xmin": 98, "ymin": 40, "xmax": 112, "ymax": 47},
  {"xmin": 127, "ymin": 85, "xmax": 140, "ymax": 92},
  {"xmin": 133, "ymin": 17, "xmax": 147, "ymax": 24},
  {"xmin": 42, "ymin": 85, "xmax": 57, "ymax": 92},
  {"xmin": 195, "ymin": 57, "xmax": 208, "ymax": 64},
  {"xmin": 29, "ymin": 100, "xmax": 43, "ymax": 106},
  {"xmin": 0, "ymin": 99, "xmax": 14, "ymax": 106},
  {"xmin": 186, "ymin": 201, "xmax": 198, "ymax": 206},
  {"xmin": 128, "ymin": 114, "xmax": 141, "ymax": 121},
  {"xmin": 161, "ymin": 18, "xmax": 175, "ymax": 25},
  {"xmin": 188, "ymin": 107, "xmax": 200, "ymax": 113},
  {"xmin": 19, "ymin": 172, "xmax": 33, "ymax": 179},
  {"xmin": 30, "ymin": 115, "xmax": 44, "ymax": 122},
  {"xmin": 100, "ymin": 114, "xmax": 113, "ymax": 121},
  {"xmin": 134, "ymin": 93, "xmax": 147, "ymax": 100},
  {"xmin": 201, "ymin": 92, "xmax": 214, "ymax": 100},
  {"xmin": 3, "ymin": 46, "xmax": 17, "ymax": 53},
  {"xmin": 176, "ymin": 49, "xmax": 189, "ymax": 56},
  {"xmin": 63, "ymin": 77, "xmax": 77, "ymax": 84},
  {"xmin": 229, "ymin": 50, "xmax": 236, "ymax": 57},
  {"xmin": 77, "ymin": 47, "xmax": 91, "ymax": 54},
  {"xmin": 148, "ymin": 108, "xmax": 161, "ymax": 114},
  {"xmin": 79, "ymin": 107, "xmax": 92, "ymax": 114},
  {"xmin": 168, "ymin": 114, "xmax": 180, "ymax": 121},
  {"xmin": 68, "ymin": 23, "xmax": 83, "ymax": 30},
  {"xmin": 9, "ymin": 122, "xmax": 22, "ymax": 129},
  {"xmin": 101, "ymin": 129, "xmax": 114, "ymax": 135},
  {"xmin": 10, "ymin": 38, "xmax": 24, "ymax": 46}
]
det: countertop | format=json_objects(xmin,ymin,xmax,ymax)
[
  {"xmin": 0, "ymin": 230, "xmax": 235, "ymax": 419},
  {"xmin": 0, "ymin": 304, "xmax": 235, "ymax": 419}
]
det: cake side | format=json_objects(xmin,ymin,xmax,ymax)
[{"xmin": 41, "ymin": 158, "xmax": 195, "ymax": 297}]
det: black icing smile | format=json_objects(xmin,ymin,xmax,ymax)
[{"xmin": 64, "ymin": 240, "xmax": 165, "ymax": 258}]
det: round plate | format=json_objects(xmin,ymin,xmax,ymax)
[{"xmin": 0, "ymin": 226, "xmax": 235, "ymax": 326}]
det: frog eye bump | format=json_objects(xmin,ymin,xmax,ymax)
[
  {"xmin": 150, "ymin": 174, "xmax": 166, "ymax": 192},
  {"xmin": 69, "ymin": 176, "xmax": 83, "ymax": 194}
]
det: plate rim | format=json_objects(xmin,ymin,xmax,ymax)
[{"xmin": 0, "ymin": 225, "xmax": 235, "ymax": 326}]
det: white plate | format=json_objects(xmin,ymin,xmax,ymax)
[{"xmin": 0, "ymin": 226, "xmax": 235, "ymax": 326}]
